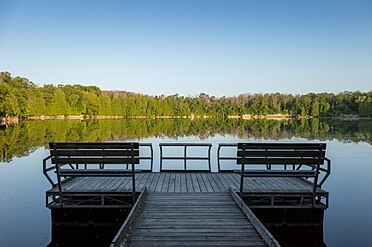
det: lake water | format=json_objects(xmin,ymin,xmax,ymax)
[{"xmin": 1, "ymin": 118, "xmax": 372, "ymax": 247}]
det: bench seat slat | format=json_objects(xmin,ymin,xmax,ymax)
[
  {"xmin": 49, "ymin": 142, "xmax": 139, "ymax": 149},
  {"xmin": 242, "ymin": 170, "xmax": 316, "ymax": 177},
  {"xmin": 52, "ymin": 157, "xmax": 140, "ymax": 164},
  {"xmin": 237, "ymin": 143, "xmax": 326, "ymax": 150},
  {"xmin": 237, "ymin": 158, "xmax": 324, "ymax": 165},
  {"xmin": 237, "ymin": 150, "xmax": 325, "ymax": 158},
  {"xmin": 51, "ymin": 150, "xmax": 139, "ymax": 157}
]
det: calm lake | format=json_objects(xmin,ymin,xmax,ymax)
[{"xmin": 1, "ymin": 118, "xmax": 372, "ymax": 247}]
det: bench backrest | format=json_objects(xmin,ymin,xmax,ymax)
[
  {"xmin": 49, "ymin": 142, "xmax": 140, "ymax": 165},
  {"xmin": 237, "ymin": 143, "xmax": 326, "ymax": 166}
]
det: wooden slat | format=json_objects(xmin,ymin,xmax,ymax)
[
  {"xmin": 242, "ymin": 170, "xmax": 317, "ymax": 177},
  {"xmin": 155, "ymin": 173, "xmax": 166, "ymax": 192},
  {"xmin": 237, "ymin": 157, "xmax": 324, "ymax": 165},
  {"xmin": 180, "ymin": 173, "xmax": 187, "ymax": 192},
  {"xmin": 161, "ymin": 173, "xmax": 171, "ymax": 192},
  {"xmin": 237, "ymin": 150, "xmax": 325, "ymax": 158},
  {"xmin": 196, "ymin": 173, "xmax": 207, "ymax": 192},
  {"xmin": 148, "ymin": 173, "xmax": 160, "ymax": 192},
  {"xmin": 169, "ymin": 172, "xmax": 176, "ymax": 192},
  {"xmin": 175, "ymin": 173, "xmax": 181, "ymax": 192},
  {"xmin": 51, "ymin": 149, "xmax": 139, "ymax": 157},
  {"xmin": 52, "ymin": 157, "xmax": 140, "ymax": 164},
  {"xmin": 237, "ymin": 143, "xmax": 326, "ymax": 150},
  {"xmin": 50, "ymin": 142, "xmax": 139, "ymax": 149},
  {"xmin": 186, "ymin": 173, "xmax": 194, "ymax": 192},
  {"xmin": 59, "ymin": 168, "xmax": 139, "ymax": 175}
]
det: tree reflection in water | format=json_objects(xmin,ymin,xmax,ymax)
[{"xmin": 1, "ymin": 118, "xmax": 372, "ymax": 163}]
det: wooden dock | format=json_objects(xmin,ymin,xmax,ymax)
[
  {"xmin": 110, "ymin": 190, "xmax": 280, "ymax": 247},
  {"xmin": 44, "ymin": 142, "xmax": 330, "ymax": 246}
]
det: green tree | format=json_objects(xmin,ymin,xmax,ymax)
[
  {"xmin": 0, "ymin": 82, "xmax": 19, "ymax": 117},
  {"xmin": 311, "ymin": 99, "xmax": 320, "ymax": 116}
]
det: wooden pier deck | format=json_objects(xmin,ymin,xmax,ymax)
[
  {"xmin": 46, "ymin": 172, "xmax": 328, "ymax": 209},
  {"xmin": 111, "ymin": 191, "xmax": 279, "ymax": 247},
  {"xmin": 45, "ymin": 142, "xmax": 330, "ymax": 246},
  {"xmin": 47, "ymin": 172, "xmax": 326, "ymax": 194}
]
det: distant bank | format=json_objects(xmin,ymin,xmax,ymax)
[{"xmin": 1, "ymin": 114, "xmax": 370, "ymax": 127}]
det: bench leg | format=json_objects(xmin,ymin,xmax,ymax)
[{"xmin": 240, "ymin": 165, "xmax": 244, "ymax": 196}]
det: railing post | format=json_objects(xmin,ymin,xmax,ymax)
[
  {"xmin": 240, "ymin": 164, "xmax": 244, "ymax": 196},
  {"xmin": 319, "ymin": 158, "xmax": 331, "ymax": 187},
  {"xmin": 150, "ymin": 144, "xmax": 154, "ymax": 171},
  {"xmin": 217, "ymin": 144, "xmax": 221, "ymax": 172},
  {"xmin": 184, "ymin": 145, "xmax": 187, "ymax": 171},
  {"xmin": 43, "ymin": 155, "xmax": 54, "ymax": 186},
  {"xmin": 160, "ymin": 145, "xmax": 163, "ymax": 171},
  {"xmin": 208, "ymin": 145, "xmax": 211, "ymax": 172}
]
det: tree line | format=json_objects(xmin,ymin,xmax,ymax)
[{"xmin": 1, "ymin": 71, "xmax": 371, "ymax": 118}]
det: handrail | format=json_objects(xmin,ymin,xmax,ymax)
[
  {"xmin": 126, "ymin": 143, "xmax": 153, "ymax": 171},
  {"xmin": 217, "ymin": 143, "xmax": 238, "ymax": 172},
  {"xmin": 229, "ymin": 188, "xmax": 281, "ymax": 247},
  {"xmin": 43, "ymin": 155, "xmax": 54, "ymax": 186},
  {"xmin": 159, "ymin": 143, "xmax": 212, "ymax": 171},
  {"xmin": 319, "ymin": 157, "xmax": 331, "ymax": 187},
  {"xmin": 110, "ymin": 188, "xmax": 148, "ymax": 247}
]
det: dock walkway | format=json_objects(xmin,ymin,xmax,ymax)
[
  {"xmin": 45, "ymin": 142, "xmax": 330, "ymax": 246},
  {"xmin": 118, "ymin": 192, "xmax": 279, "ymax": 247}
]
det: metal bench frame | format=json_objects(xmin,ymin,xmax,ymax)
[
  {"xmin": 237, "ymin": 143, "xmax": 329, "ymax": 207},
  {"xmin": 46, "ymin": 142, "xmax": 140, "ymax": 207}
]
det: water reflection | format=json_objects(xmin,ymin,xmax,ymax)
[
  {"xmin": 251, "ymin": 207, "xmax": 326, "ymax": 247},
  {"xmin": 1, "ymin": 118, "xmax": 372, "ymax": 162},
  {"xmin": 48, "ymin": 208, "xmax": 130, "ymax": 247},
  {"xmin": 2, "ymin": 119, "xmax": 372, "ymax": 246}
]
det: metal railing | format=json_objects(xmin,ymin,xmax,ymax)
[
  {"xmin": 217, "ymin": 143, "xmax": 238, "ymax": 172},
  {"xmin": 159, "ymin": 143, "xmax": 212, "ymax": 171}
]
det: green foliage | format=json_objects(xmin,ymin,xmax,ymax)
[
  {"xmin": 0, "ymin": 82, "xmax": 19, "ymax": 116},
  {"xmin": 0, "ymin": 71, "xmax": 371, "ymax": 118}
]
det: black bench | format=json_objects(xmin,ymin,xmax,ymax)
[
  {"xmin": 49, "ymin": 142, "xmax": 140, "ymax": 205},
  {"xmin": 237, "ymin": 143, "xmax": 328, "ymax": 206}
]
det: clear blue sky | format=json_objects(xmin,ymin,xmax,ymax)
[{"xmin": 0, "ymin": 0, "xmax": 371, "ymax": 96}]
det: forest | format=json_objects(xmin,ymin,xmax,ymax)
[{"xmin": 1, "ymin": 71, "xmax": 372, "ymax": 118}]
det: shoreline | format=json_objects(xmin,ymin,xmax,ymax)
[{"xmin": 1, "ymin": 114, "xmax": 371, "ymax": 126}]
